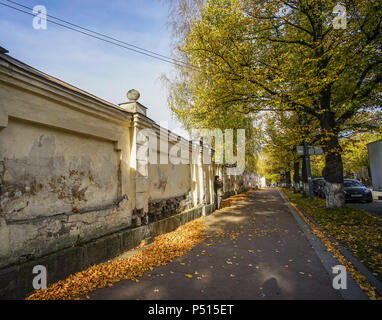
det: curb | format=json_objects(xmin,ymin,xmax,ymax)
[
  {"xmin": 278, "ymin": 189, "xmax": 368, "ymax": 300},
  {"xmin": 291, "ymin": 198, "xmax": 382, "ymax": 297}
]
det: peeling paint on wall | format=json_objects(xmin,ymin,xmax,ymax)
[
  {"xmin": 149, "ymin": 164, "xmax": 191, "ymax": 200},
  {"xmin": 0, "ymin": 121, "xmax": 120, "ymax": 221},
  {"xmin": 0, "ymin": 118, "xmax": 126, "ymax": 267}
]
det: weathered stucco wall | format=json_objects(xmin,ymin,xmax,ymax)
[
  {"xmin": 0, "ymin": 51, "xmax": 261, "ymax": 280},
  {"xmin": 0, "ymin": 54, "xmax": 134, "ymax": 268},
  {"xmin": 0, "ymin": 118, "xmax": 131, "ymax": 268},
  {"xmin": 148, "ymin": 163, "xmax": 191, "ymax": 200},
  {"xmin": 0, "ymin": 119, "xmax": 120, "ymax": 219}
]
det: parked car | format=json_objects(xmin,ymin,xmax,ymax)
[
  {"xmin": 343, "ymin": 179, "xmax": 373, "ymax": 203},
  {"xmin": 317, "ymin": 179, "xmax": 326, "ymax": 198},
  {"xmin": 312, "ymin": 177, "xmax": 325, "ymax": 196}
]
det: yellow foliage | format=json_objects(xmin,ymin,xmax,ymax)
[{"xmin": 27, "ymin": 191, "xmax": 250, "ymax": 300}]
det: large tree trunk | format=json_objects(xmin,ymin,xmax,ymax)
[
  {"xmin": 321, "ymin": 117, "xmax": 345, "ymax": 208},
  {"xmin": 314, "ymin": 16, "xmax": 345, "ymax": 208},
  {"xmin": 324, "ymin": 182, "xmax": 344, "ymax": 208}
]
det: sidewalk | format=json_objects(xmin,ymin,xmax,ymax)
[{"xmin": 89, "ymin": 189, "xmax": 351, "ymax": 300}]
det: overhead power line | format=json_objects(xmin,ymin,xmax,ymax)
[
  {"xmin": 0, "ymin": 0, "xmax": 200, "ymax": 71},
  {"xmin": 6, "ymin": 0, "xmax": 192, "ymax": 68}
]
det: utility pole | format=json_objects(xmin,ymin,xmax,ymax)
[{"xmin": 302, "ymin": 115, "xmax": 314, "ymax": 199}]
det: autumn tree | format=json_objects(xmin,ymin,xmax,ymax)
[
  {"xmin": 260, "ymin": 109, "xmax": 322, "ymax": 194},
  {"xmin": 262, "ymin": 114, "xmax": 294, "ymax": 171},
  {"xmin": 167, "ymin": 0, "xmax": 381, "ymax": 208}
]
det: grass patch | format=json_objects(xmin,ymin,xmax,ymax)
[{"xmin": 282, "ymin": 188, "xmax": 382, "ymax": 283}]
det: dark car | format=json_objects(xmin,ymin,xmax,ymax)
[
  {"xmin": 344, "ymin": 179, "xmax": 373, "ymax": 203},
  {"xmin": 312, "ymin": 177, "xmax": 325, "ymax": 196},
  {"xmin": 317, "ymin": 179, "xmax": 326, "ymax": 198}
]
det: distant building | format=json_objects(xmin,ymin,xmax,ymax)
[{"xmin": 367, "ymin": 139, "xmax": 382, "ymax": 191}]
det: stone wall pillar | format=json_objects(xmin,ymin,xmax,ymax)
[{"xmin": 120, "ymin": 90, "xmax": 151, "ymax": 225}]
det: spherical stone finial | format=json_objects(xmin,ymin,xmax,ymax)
[{"xmin": 127, "ymin": 89, "xmax": 140, "ymax": 101}]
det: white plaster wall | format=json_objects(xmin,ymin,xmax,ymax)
[
  {"xmin": 0, "ymin": 119, "xmax": 120, "ymax": 220},
  {"xmin": 0, "ymin": 71, "xmax": 133, "ymax": 267},
  {"xmin": 0, "ymin": 54, "xmax": 258, "ymax": 269},
  {"xmin": 148, "ymin": 163, "xmax": 191, "ymax": 201}
]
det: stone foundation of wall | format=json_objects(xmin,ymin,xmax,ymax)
[
  {"xmin": 0, "ymin": 202, "xmax": 213, "ymax": 299},
  {"xmin": 0, "ymin": 195, "xmax": 131, "ymax": 270},
  {"xmin": 147, "ymin": 194, "xmax": 192, "ymax": 223}
]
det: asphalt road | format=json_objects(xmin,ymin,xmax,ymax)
[
  {"xmin": 89, "ymin": 189, "xmax": 345, "ymax": 300},
  {"xmin": 347, "ymin": 190, "xmax": 382, "ymax": 218}
]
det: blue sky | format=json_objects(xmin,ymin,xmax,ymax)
[{"xmin": 0, "ymin": 0, "xmax": 187, "ymax": 134}]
